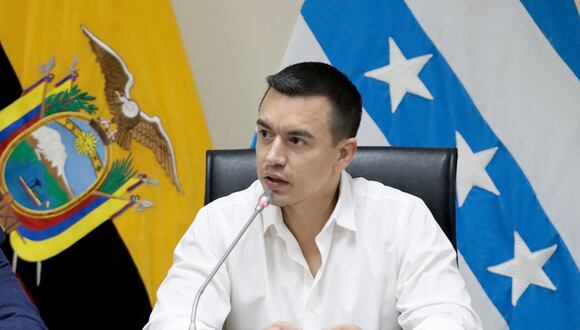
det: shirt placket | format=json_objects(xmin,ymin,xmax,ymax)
[
  {"xmin": 272, "ymin": 217, "xmax": 337, "ymax": 330},
  {"xmin": 302, "ymin": 219, "xmax": 336, "ymax": 330}
]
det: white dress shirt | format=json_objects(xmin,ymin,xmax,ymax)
[{"xmin": 145, "ymin": 171, "xmax": 481, "ymax": 330}]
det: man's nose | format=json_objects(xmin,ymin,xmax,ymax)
[{"xmin": 264, "ymin": 137, "xmax": 287, "ymax": 167}]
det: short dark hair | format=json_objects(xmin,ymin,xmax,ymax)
[{"xmin": 261, "ymin": 62, "xmax": 362, "ymax": 145}]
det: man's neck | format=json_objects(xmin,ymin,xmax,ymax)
[
  {"xmin": 281, "ymin": 176, "xmax": 341, "ymax": 242},
  {"xmin": 281, "ymin": 177, "xmax": 340, "ymax": 277}
]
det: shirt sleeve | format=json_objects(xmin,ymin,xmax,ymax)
[
  {"xmin": 144, "ymin": 207, "xmax": 231, "ymax": 330},
  {"xmin": 394, "ymin": 199, "xmax": 482, "ymax": 330},
  {"xmin": 0, "ymin": 233, "xmax": 47, "ymax": 330}
]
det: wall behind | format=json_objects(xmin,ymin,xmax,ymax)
[{"xmin": 171, "ymin": 0, "xmax": 303, "ymax": 149}]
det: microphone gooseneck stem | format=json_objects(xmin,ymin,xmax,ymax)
[{"xmin": 189, "ymin": 191, "xmax": 272, "ymax": 330}]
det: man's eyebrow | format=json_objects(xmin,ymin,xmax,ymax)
[
  {"xmin": 256, "ymin": 119, "xmax": 314, "ymax": 139},
  {"xmin": 256, "ymin": 119, "xmax": 271, "ymax": 129},
  {"xmin": 287, "ymin": 129, "xmax": 314, "ymax": 139}
]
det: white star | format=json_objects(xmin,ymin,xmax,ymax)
[
  {"xmin": 364, "ymin": 37, "xmax": 433, "ymax": 113},
  {"xmin": 455, "ymin": 131, "xmax": 500, "ymax": 207},
  {"xmin": 488, "ymin": 232, "xmax": 557, "ymax": 306}
]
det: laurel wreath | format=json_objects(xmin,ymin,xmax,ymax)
[
  {"xmin": 44, "ymin": 85, "xmax": 97, "ymax": 117},
  {"xmin": 99, "ymin": 155, "xmax": 136, "ymax": 194}
]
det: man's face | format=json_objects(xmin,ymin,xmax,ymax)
[{"xmin": 256, "ymin": 89, "xmax": 342, "ymax": 208}]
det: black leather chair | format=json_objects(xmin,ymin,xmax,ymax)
[{"xmin": 204, "ymin": 146, "xmax": 457, "ymax": 250}]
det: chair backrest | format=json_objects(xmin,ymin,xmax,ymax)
[{"xmin": 205, "ymin": 146, "xmax": 457, "ymax": 249}]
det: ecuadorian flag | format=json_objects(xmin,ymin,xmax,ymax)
[{"xmin": 0, "ymin": 1, "xmax": 212, "ymax": 328}]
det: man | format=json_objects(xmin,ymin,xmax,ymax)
[
  {"xmin": 0, "ymin": 230, "xmax": 47, "ymax": 329},
  {"xmin": 146, "ymin": 62, "xmax": 481, "ymax": 329}
]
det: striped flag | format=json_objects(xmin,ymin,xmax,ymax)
[{"xmin": 280, "ymin": 1, "xmax": 579, "ymax": 329}]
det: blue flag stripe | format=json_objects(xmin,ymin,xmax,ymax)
[
  {"xmin": 16, "ymin": 197, "xmax": 108, "ymax": 240},
  {"xmin": 301, "ymin": 0, "xmax": 579, "ymax": 328},
  {"xmin": 519, "ymin": 0, "xmax": 580, "ymax": 79}
]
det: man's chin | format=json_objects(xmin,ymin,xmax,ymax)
[
  {"xmin": 270, "ymin": 194, "xmax": 291, "ymax": 208},
  {"xmin": 270, "ymin": 195, "xmax": 284, "ymax": 207}
]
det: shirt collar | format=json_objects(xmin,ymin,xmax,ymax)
[
  {"xmin": 261, "ymin": 201, "xmax": 284, "ymax": 235},
  {"xmin": 333, "ymin": 171, "xmax": 357, "ymax": 232},
  {"xmin": 259, "ymin": 171, "xmax": 357, "ymax": 235}
]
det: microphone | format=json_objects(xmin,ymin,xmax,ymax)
[{"xmin": 189, "ymin": 189, "xmax": 274, "ymax": 330}]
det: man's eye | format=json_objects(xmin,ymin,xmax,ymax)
[
  {"xmin": 290, "ymin": 137, "xmax": 304, "ymax": 145},
  {"xmin": 258, "ymin": 129, "xmax": 271, "ymax": 138}
]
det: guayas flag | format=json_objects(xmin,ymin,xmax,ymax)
[{"xmin": 0, "ymin": 1, "xmax": 212, "ymax": 328}]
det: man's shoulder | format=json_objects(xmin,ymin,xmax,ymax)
[
  {"xmin": 347, "ymin": 176, "xmax": 435, "ymax": 244},
  {"xmin": 350, "ymin": 175, "xmax": 424, "ymax": 208},
  {"xmin": 207, "ymin": 180, "xmax": 260, "ymax": 205},
  {"xmin": 201, "ymin": 180, "xmax": 262, "ymax": 218},
  {"xmin": 186, "ymin": 181, "xmax": 263, "ymax": 240}
]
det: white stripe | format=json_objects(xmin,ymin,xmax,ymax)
[
  {"xmin": 406, "ymin": 0, "xmax": 580, "ymax": 264},
  {"xmin": 459, "ymin": 252, "xmax": 508, "ymax": 330},
  {"xmin": 356, "ymin": 110, "xmax": 390, "ymax": 146},
  {"xmin": 281, "ymin": 15, "xmax": 390, "ymax": 147},
  {"xmin": 280, "ymin": 15, "xmax": 329, "ymax": 69}
]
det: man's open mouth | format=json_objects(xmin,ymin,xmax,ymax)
[{"xmin": 266, "ymin": 176, "xmax": 288, "ymax": 184}]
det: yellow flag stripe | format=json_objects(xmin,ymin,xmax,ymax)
[
  {"xmin": 0, "ymin": 79, "xmax": 72, "ymax": 132},
  {"xmin": 11, "ymin": 178, "xmax": 139, "ymax": 262}
]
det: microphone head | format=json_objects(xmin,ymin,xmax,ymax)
[{"xmin": 256, "ymin": 189, "xmax": 273, "ymax": 211}]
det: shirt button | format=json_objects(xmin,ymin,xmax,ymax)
[{"xmin": 307, "ymin": 301, "xmax": 315, "ymax": 310}]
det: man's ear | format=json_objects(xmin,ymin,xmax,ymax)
[{"xmin": 334, "ymin": 138, "xmax": 357, "ymax": 173}]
